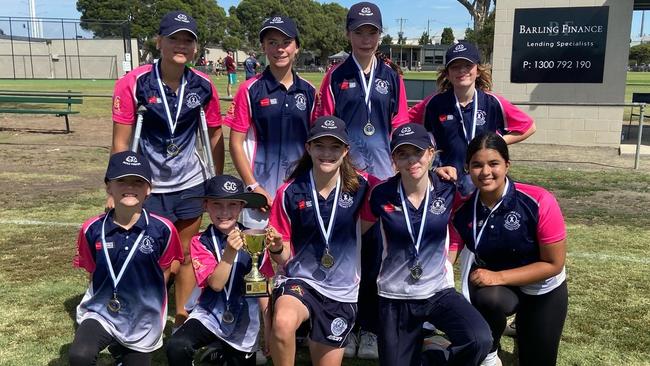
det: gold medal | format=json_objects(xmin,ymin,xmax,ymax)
[{"xmin": 321, "ymin": 251, "xmax": 335, "ymax": 269}]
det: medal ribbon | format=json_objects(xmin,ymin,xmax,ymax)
[
  {"xmin": 454, "ymin": 89, "xmax": 478, "ymax": 143},
  {"xmin": 101, "ymin": 209, "xmax": 149, "ymax": 293},
  {"xmin": 154, "ymin": 60, "xmax": 187, "ymax": 136},
  {"xmin": 310, "ymin": 170, "xmax": 341, "ymax": 254},
  {"xmin": 472, "ymin": 178, "xmax": 510, "ymax": 251},
  {"xmin": 352, "ymin": 54, "xmax": 376, "ymax": 124},
  {"xmin": 210, "ymin": 226, "xmax": 238, "ymax": 306},
  {"xmin": 398, "ymin": 179, "xmax": 431, "ymax": 260}
]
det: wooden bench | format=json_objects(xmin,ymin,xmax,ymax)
[{"xmin": 0, "ymin": 90, "xmax": 83, "ymax": 133}]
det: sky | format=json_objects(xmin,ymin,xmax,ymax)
[{"xmin": 3, "ymin": 0, "xmax": 650, "ymax": 42}]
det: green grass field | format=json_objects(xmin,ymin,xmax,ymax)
[{"xmin": 0, "ymin": 73, "xmax": 650, "ymax": 365}]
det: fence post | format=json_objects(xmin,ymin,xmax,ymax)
[{"xmin": 634, "ymin": 103, "xmax": 645, "ymax": 170}]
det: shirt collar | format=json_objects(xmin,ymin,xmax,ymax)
[
  {"xmin": 104, "ymin": 209, "xmax": 148, "ymax": 235},
  {"xmin": 261, "ymin": 66, "xmax": 301, "ymax": 93}
]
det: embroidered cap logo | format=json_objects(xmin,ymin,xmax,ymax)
[
  {"xmin": 175, "ymin": 14, "xmax": 190, "ymax": 23},
  {"xmin": 223, "ymin": 181, "xmax": 238, "ymax": 193},
  {"xmin": 359, "ymin": 7, "xmax": 373, "ymax": 16},
  {"xmin": 454, "ymin": 43, "xmax": 467, "ymax": 53}
]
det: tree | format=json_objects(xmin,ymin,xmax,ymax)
[
  {"xmin": 441, "ymin": 27, "xmax": 454, "ymax": 45},
  {"xmin": 230, "ymin": 0, "xmax": 284, "ymax": 48},
  {"xmin": 456, "ymin": 0, "xmax": 494, "ymax": 32},
  {"xmin": 418, "ymin": 31, "xmax": 430, "ymax": 45},
  {"xmin": 381, "ymin": 34, "xmax": 393, "ymax": 45},
  {"xmin": 465, "ymin": 10, "xmax": 494, "ymax": 62},
  {"xmin": 629, "ymin": 43, "xmax": 650, "ymax": 65},
  {"xmin": 76, "ymin": 0, "xmax": 226, "ymax": 61},
  {"xmin": 397, "ymin": 32, "xmax": 406, "ymax": 45}
]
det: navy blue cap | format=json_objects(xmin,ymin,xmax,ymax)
[
  {"xmin": 347, "ymin": 2, "xmax": 382, "ymax": 31},
  {"xmin": 390, "ymin": 123, "xmax": 433, "ymax": 153},
  {"xmin": 308, "ymin": 116, "xmax": 349, "ymax": 145},
  {"xmin": 182, "ymin": 175, "xmax": 266, "ymax": 209},
  {"xmin": 105, "ymin": 151, "xmax": 153, "ymax": 185},
  {"xmin": 445, "ymin": 41, "xmax": 480, "ymax": 67},
  {"xmin": 159, "ymin": 11, "xmax": 198, "ymax": 39},
  {"xmin": 259, "ymin": 15, "xmax": 300, "ymax": 46}
]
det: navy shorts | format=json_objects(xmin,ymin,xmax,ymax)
[
  {"xmin": 273, "ymin": 279, "xmax": 356, "ymax": 348},
  {"xmin": 144, "ymin": 183, "xmax": 205, "ymax": 222}
]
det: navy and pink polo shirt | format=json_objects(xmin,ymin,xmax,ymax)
[
  {"xmin": 362, "ymin": 173, "xmax": 459, "ymax": 299},
  {"xmin": 262, "ymin": 172, "xmax": 370, "ymax": 303},
  {"xmin": 451, "ymin": 180, "xmax": 567, "ymax": 295},
  {"xmin": 315, "ymin": 56, "xmax": 409, "ymax": 180},
  {"xmin": 409, "ymin": 88, "xmax": 533, "ymax": 193},
  {"xmin": 188, "ymin": 224, "xmax": 260, "ymax": 353},
  {"xmin": 73, "ymin": 210, "xmax": 183, "ymax": 352},
  {"xmin": 225, "ymin": 67, "xmax": 316, "ymax": 197},
  {"xmin": 112, "ymin": 61, "xmax": 222, "ymax": 193}
]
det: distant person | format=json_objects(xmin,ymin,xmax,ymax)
[
  {"xmin": 225, "ymin": 51, "xmax": 237, "ymax": 97},
  {"xmin": 409, "ymin": 41, "xmax": 536, "ymax": 197},
  {"xmin": 110, "ymin": 10, "xmax": 224, "ymax": 329},
  {"xmin": 452, "ymin": 132, "xmax": 568, "ymax": 366},
  {"xmin": 244, "ymin": 52, "xmax": 260, "ymax": 80},
  {"xmin": 69, "ymin": 151, "xmax": 183, "ymax": 366}
]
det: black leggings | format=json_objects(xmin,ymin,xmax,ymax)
[
  {"xmin": 469, "ymin": 281, "xmax": 568, "ymax": 366},
  {"xmin": 166, "ymin": 318, "xmax": 256, "ymax": 366},
  {"xmin": 68, "ymin": 319, "xmax": 152, "ymax": 366}
]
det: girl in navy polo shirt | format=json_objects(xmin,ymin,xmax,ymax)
[
  {"xmin": 166, "ymin": 175, "xmax": 267, "ymax": 366},
  {"xmin": 70, "ymin": 152, "xmax": 183, "ymax": 366},
  {"xmin": 262, "ymin": 116, "xmax": 371, "ymax": 366},
  {"xmin": 315, "ymin": 3, "xmax": 409, "ymax": 357},
  {"xmin": 226, "ymin": 15, "xmax": 316, "ymax": 230},
  {"xmin": 110, "ymin": 11, "xmax": 224, "ymax": 328},
  {"xmin": 409, "ymin": 41, "xmax": 536, "ymax": 198},
  {"xmin": 452, "ymin": 132, "xmax": 568, "ymax": 366},
  {"xmin": 361, "ymin": 123, "xmax": 492, "ymax": 366}
]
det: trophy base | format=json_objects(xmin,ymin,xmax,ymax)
[{"xmin": 245, "ymin": 280, "xmax": 268, "ymax": 297}]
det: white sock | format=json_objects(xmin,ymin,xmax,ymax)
[{"xmin": 481, "ymin": 350, "xmax": 499, "ymax": 366}]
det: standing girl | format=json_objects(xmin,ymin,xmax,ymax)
[
  {"xmin": 452, "ymin": 132, "xmax": 568, "ymax": 366},
  {"xmin": 409, "ymin": 41, "xmax": 535, "ymax": 197},
  {"xmin": 226, "ymin": 14, "xmax": 316, "ymax": 230},
  {"xmin": 263, "ymin": 116, "xmax": 371, "ymax": 366},
  {"xmin": 361, "ymin": 123, "xmax": 492, "ymax": 366},
  {"xmin": 315, "ymin": 3, "xmax": 409, "ymax": 356},
  {"xmin": 111, "ymin": 11, "xmax": 224, "ymax": 328}
]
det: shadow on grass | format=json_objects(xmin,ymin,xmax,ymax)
[{"xmin": 0, "ymin": 126, "xmax": 71, "ymax": 135}]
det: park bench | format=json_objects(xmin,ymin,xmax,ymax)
[{"xmin": 0, "ymin": 90, "xmax": 83, "ymax": 133}]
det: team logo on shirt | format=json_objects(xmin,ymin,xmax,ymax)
[
  {"xmin": 439, "ymin": 114, "xmax": 454, "ymax": 122},
  {"xmin": 297, "ymin": 200, "xmax": 313, "ymax": 210},
  {"xmin": 112, "ymin": 96, "xmax": 121, "ymax": 112},
  {"xmin": 139, "ymin": 235, "xmax": 155, "ymax": 254},
  {"xmin": 429, "ymin": 197, "xmax": 447, "ymax": 215},
  {"xmin": 185, "ymin": 92, "xmax": 201, "ymax": 109},
  {"xmin": 260, "ymin": 98, "xmax": 278, "ymax": 107},
  {"xmin": 95, "ymin": 241, "xmax": 102, "ymax": 250},
  {"xmin": 289, "ymin": 284, "xmax": 303, "ymax": 296},
  {"xmin": 295, "ymin": 93, "xmax": 307, "ymax": 111},
  {"xmin": 327, "ymin": 317, "xmax": 348, "ymax": 341},
  {"xmin": 341, "ymin": 80, "xmax": 356, "ymax": 90},
  {"xmin": 504, "ymin": 211, "xmax": 521, "ymax": 231},
  {"xmin": 192, "ymin": 257, "xmax": 204, "ymax": 270},
  {"xmin": 375, "ymin": 79, "xmax": 389, "ymax": 95},
  {"xmin": 147, "ymin": 95, "xmax": 161, "ymax": 104},
  {"xmin": 338, "ymin": 192, "xmax": 354, "ymax": 208},
  {"xmin": 476, "ymin": 109, "xmax": 487, "ymax": 126}
]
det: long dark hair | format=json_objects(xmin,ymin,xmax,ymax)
[
  {"xmin": 287, "ymin": 143, "xmax": 360, "ymax": 193},
  {"xmin": 375, "ymin": 51, "xmax": 403, "ymax": 76},
  {"xmin": 466, "ymin": 132, "xmax": 510, "ymax": 166}
]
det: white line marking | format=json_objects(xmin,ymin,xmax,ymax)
[
  {"xmin": 0, "ymin": 219, "xmax": 80, "ymax": 228},
  {"xmin": 569, "ymin": 252, "xmax": 650, "ymax": 265}
]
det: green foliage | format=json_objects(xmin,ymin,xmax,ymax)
[
  {"xmin": 465, "ymin": 11, "xmax": 494, "ymax": 62},
  {"xmin": 397, "ymin": 32, "xmax": 406, "ymax": 45},
  {"xmin": 418, "ymin": 31, "xmax": 431, "ymax": 45},
  {"xmin": 229, "ymin": 0, "xmax": 285, "ymax": 48},
  {"xmin": 441, "ymin": 27, "xmax": 455, "ymax": 45},
  {"xmin": 629, "ymin": 43, "xmax": 650, "ymax": 65},
  {"xmin": 381, "ymin": 34, "xmax": 393, "ymax": 45},
  {"xmin": 76, "ymin": 0, "xmax": 226, "ymax": 61}
]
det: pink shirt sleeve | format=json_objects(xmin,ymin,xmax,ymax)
[
  {"xmin": 261, "ymin": 184, "xmax": 293, "ymax": 277},
  {"xmin": 536, "ymin": 190, "xmax": 567, "ymax": 245},
  {"xmin": 491, "ymin": 93, "xmax": 534, "ymax": 134},
  {"xmin": 112, "ymin": 72, "xmax": 137, "ymax": 125},
  {"xmin": 408, "ymin": 93, "xmax": 434, "ymax": 125},
  {"xmin": 190, "ymin": 234, "xmax": 218, "ymax": 288},
  {"xmin": 359, "ymin": 174, "xmax": 381, "ymax": 222},
  {"xmin": 449, "ymin": 192, "xmax": 469, "ymax": 252},
  {"xmin": 313, "ymin": 69, "xmax": 336, "ymax": 122},
  {"xmin": 204, "ymin": 79, "xmax": 223, "ymax": 128},
  {"xmin": 391, "ymin": 76, "xmax": 410, "ymax": 129},
  {"xmin": 73, "ymin": 220, "xmax": 97, "ymax": 273},
  {"xmin": 157, "ymin": 217, "xmax": 183, "ymax": 269},
  {"xmin": 224, "ymin": 84, "xmax": 252, "ymax": 133}
]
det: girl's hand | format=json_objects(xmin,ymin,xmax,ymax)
[
  {"xmin": 469, "ymin": 268, "xmax": 505, "ymax": 287},
  {"xmin": 435, "ymin": 166, "xmax": 457, "ymax": 182},
  {"xmin": 254, "ymin": 185, "xmax": 273, "ymax": 212},
  {"xmin": 265, "ymin": 226, "xmax": 283, "ymax": 252},
  {"xmin": 224, "ymin": 228, "xmax": 244, "ymax": 257}
]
